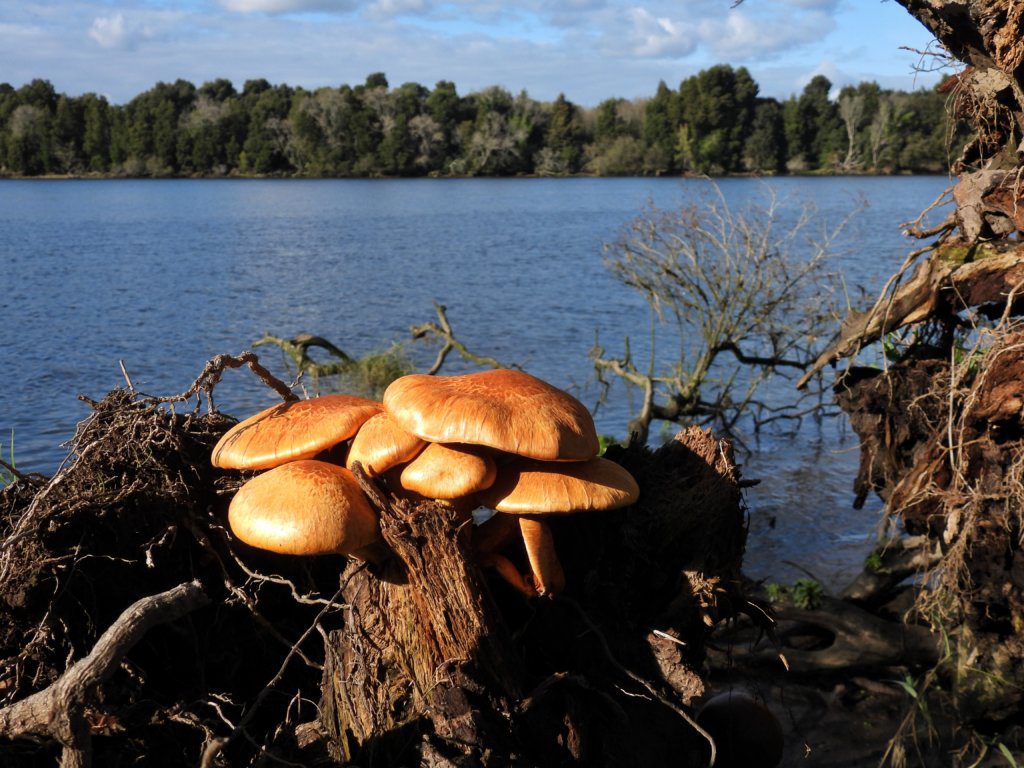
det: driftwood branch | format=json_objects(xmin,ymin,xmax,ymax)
[
  {"xmin": 737, "ymin": 596, "xmax": 940, "ymax": 674},
  {"xmin": 253, "ymin": 333, "xmax": 354, "ymax": 379},
  {"xmin": 0, "ymin": 581, "xmax": 210, "ymax": 768},
  {"xmin": 840, "ymin": 536, "xmax": 942, "ymax": 604},
  {"xmin": 411, "ymin": 301, "xmax": 512, "ymax": 374},
  {"xmin": 158, "ymin": 351, "xmax": 297, "ymax": 406}
]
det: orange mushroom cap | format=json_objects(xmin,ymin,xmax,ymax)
[
  {"xmin": 383, "ymin": 369, "xmax": 599, "ymax": 461},
  {"xmin": 228, "ymin": 460, "xmax": 379, "ymax": 555},
  {"xmin": 399, "ymin": 443, "xmax": 497, "ymax": 499},
  {"xmin": 212, "ymin": 394, "xmax": 382, "ymax": 470},
  {"xmin": 346, "ymin": 412, "xmax": 426, "ymax": 477},
  {"xmin": 478, "ymin": 456, "xmax": 639, "ymax": 514}
]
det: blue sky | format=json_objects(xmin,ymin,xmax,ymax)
[{"xmin": 0, "ymin": 0, "xmax": 943, "ymax": 105}]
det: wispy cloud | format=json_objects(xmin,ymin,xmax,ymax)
[
  {"xmin": 365, "ymin": 0, "xmax": 430, "ymax": 20},
  {"xmin": 219, "ymin": 0, "xmax": 356, "ymax": 13},
  {"xmin": 0, "ymin": 0, "xmax": 939, "ymax": 105},
  {"xmin": 622, "ymin": 7, "xmax": 695, "ymax": 59},
  {"xmin": 697, "ymin": 8, "xmax": 835, "ymax": 59},
  {"xmin": 88, "ymin": 13, "xmax": 145, "ymax": 50}
]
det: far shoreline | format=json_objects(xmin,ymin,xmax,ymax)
[{"xmin": 0, "ymin": 170, "xmax": 951, "ymax": 181}]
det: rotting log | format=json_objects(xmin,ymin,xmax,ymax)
[
  {"xmin": 799, "ymin": 243, "xmax": 1024, "ymax": 387},
  {"xmin": 318, "ymin": 426, "xmax": 747, "ymax": 767}
]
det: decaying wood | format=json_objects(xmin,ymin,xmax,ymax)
[
  {"xmin": 840, "ymin": 536, "xmax": 942, "ymax": 605},
  {"xmin": 838, "ymin": 326, "xmax": 1024, "ymax": 720},
  {"xmin": 799, "ymin": 242, "xmax": 1024, "ymax": 387},
  {"xmin": 834, "ymin": 355, "xmax": 950, "ymax": 508},
  {"xmin": 0, "ymin": 581, "xmax": 210, "ymax": 768},
  {"xmin": 797, "ymin": 0, "xmax": 1024, "ymax": 384},
  {"xmin": 739, "ymin": 596, "xmax": 941, "ymax": 675},
  {"xmin": 319, "ymin": 426, "xmax": 746, "ymax": 767}
]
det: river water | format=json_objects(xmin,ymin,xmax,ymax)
[{"xmin": 0, "ymin": 176, "xmax": 951, "ymax": 588}]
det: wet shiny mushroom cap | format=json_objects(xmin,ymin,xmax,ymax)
[
  {"xmin": 212, "ymin": 394, "xmax": 382, "ymax": 470},
  {"xmin": 228, "ymin": 460, "xmax": 379, "ymax": 556},
  {"xmin": 399, "ymin": 443, "xmax": 497, "ymax": 500},
  {"xmin": 383, "ymin": 369, "xmax": 599, "ymax": 461},
  {"xmin": 477, "ymin": 456, "xmax": 639, "ymax": 515},
  {"xmin": 346, "ymin": 412, "xmax": 426, "ymax": 477}
]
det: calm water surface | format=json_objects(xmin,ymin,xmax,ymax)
[{"xmin": 0, "ymin": 176, "xmax": 952, "ymax": 587}]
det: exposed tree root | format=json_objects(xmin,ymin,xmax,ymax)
[
  {"xmin": 0, "ymin": 582, "xmax": 209, "ymax": 768},
  {"xmin": 0, "ymin": 359, "xmax": 748, "ymax": 766}
]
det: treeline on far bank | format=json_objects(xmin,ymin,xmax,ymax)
[{"xmin": 0, "ymin": 67, "xmax": 964, "ymax": 179}]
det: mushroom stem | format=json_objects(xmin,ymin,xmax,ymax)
[
  {"xmin": 472, "ymin": 512, "xmax": 518, "ymax": 558},
  {"xmin": 518, "ymin": 517, "xmax": 565, "ymax": 597},
  {"xmin": 481, "ymin": 553, "xmax": 536, "ymax": 598}
]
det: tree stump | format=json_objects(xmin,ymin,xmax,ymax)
[{"xmin": 320, "ymin": 426, "xmax": 746, "ymax": 767}]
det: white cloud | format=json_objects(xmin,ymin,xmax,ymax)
[
  {"xmin": 624, "ymin": 7, "xmax": 695, "ymax": 58},
  {"xmin": 219, "ymin": 0, "xmax": 355, "ymax": 12},
  {"xmin": 366, "ymin": 0, "xmax": 429, "ymax": 20},
  {"xmin": 697, "ymin": 8, "xmax": 834, "ymax": 59},
  {"xmin": 88, "ymin": 13, "xmax": 146, "ymax": 50},
  {"xmin": 1, "ymin": 0, "xmax": 937, "ymax": 106}
]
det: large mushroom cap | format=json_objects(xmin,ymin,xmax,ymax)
[
  {"xmin": 399, "ymin": 443, "xmax": 497, "ymax": 499},
  {"xmin": 228, "ymin": 460, "xmax": 379, "ymax": 555},
  {"xmin": 213, "ymin": 394, "xmax": 382, "ymax": 470},
  {"xmin": 478, "ymin": 456, "xmax": 639, "ymax": 514},
  {"xmin": 383, "ymin": 370, "xmax": 598, "ymax": 461},
  {"xmin": 346, "ymin": 412, "xmax": 426, "ymax": 477}
]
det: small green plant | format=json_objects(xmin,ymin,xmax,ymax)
[
  {"xmin": 882, "ymin": 332, "xmax": 901, "ymax": 362},
  {"xmin": 337, "ymin": 344, "xmax": 414, "ymax": 399},
  {"xmin": 764, "ymin": 583, "xmax": 785, "ymax": 604},
  {"xmin": 791, "ymin": 578, "xmax": 823, "ymax": 610},
  {"xmin": 998, "ymin": 742, "xmax": 1022, "ymax": 768},
  {"xmin": 952, "ymin": 339, "xmax": 986, "ymax": 375},
  {"xmin": 864, "ymin": 551, "xmax": 884, "ymax": 573},
  {"xmin": 0, "ymin": 431, "xmax": 16, "ymax": 487},
  {"xmin": 597, "ymin": 434, "xmax": 620, "ymax": 456}
]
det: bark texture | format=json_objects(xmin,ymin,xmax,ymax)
[
  {"xmin": 319, "ymin": 426, "xmax": 747, "ymax": 767},
  {"xmin": 839, "ymin": 331, "xmax": 1024, "ymax": 719}
]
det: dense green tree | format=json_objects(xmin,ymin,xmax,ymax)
[
  {"xmin": 0, "ymin": 73, "xmax": 961, "ymax": 178},
  {"xmin": 81, "ymin": 94, "xmax": 112, "ymax": 171},
  {"xmin": 239, "ymin": 83, "xmax": 292, "ymax": 174},
  {"xmin": 643, "ymin": 81, "xmax": 678, "ymax": 174},
  {"xmin": 744, "ymin": 100, "xmax": 785, "ymax": 173},
  {"xmin": 426, "ymin": 80, "xmax": 467, "ymax": 167},
  {"xmin": 793, "ymin": 75, "xmax": 842, "ymax": 169},
  {"xmin": 677, "ymin": 65, "xmax": 758, "ymax": 173},
  {"xmin": 594, "ymin": 98, "xmax": 627, "ymax": 142},
  {"xmin": 541, "ymin": 93, "xmax": 584, "ymax": 174}
]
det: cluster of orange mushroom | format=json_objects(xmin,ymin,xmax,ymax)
[{"xmin": 212, "ymin": 369, "xmax": 639, "ymax": 597}]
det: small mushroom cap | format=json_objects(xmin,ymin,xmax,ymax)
[
  {"xmin": 399, "ymin": 443, "xmax": 497, "ymax": 499},
  {"xmin": 478, "ymin": 457, "xmax": 639, "ymax": 514},
  {"xmin": 228, "ymin": 460, "xmax": 379, "ymax": 555},
  {"xmin": 213, "ymin": 394, "xmax": 382, "ymax": 470},
  {"xmin": 346, "ymin": 412, "xmax": 426, "ymax": 477},
  {"xmin": 383, "ymin": 370, "xmax": 598, "ymax": 461},
  {"xmin": 697, "ymin": 691, "xmax": 783, "ymax": 768}
]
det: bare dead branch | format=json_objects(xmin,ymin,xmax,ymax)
[
  {"xmin": 410, "ymin": 301, "xmax": 513, "ymax": 373},
  {"xmin": 0, "ymin": 581, "xmax": 210, "ymax": 768}
]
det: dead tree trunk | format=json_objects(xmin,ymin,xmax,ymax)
[{"xmin": 317, "ymin": 426, "xmax": 747, "ymax": 767}]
